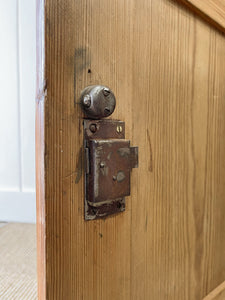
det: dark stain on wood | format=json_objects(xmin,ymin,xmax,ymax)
[
  {"xmin": 145, "ymin": 215, "xmax": 148, "ymax": 232},
  {"xmin": 147, "ymin": 129, "xmax": 153, "ymax": 172},
  {"xmin": 73, "ymin": 48, "xmax": 91, "ymax": 105}
]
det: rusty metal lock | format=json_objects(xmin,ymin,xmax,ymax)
[{"xmin": 80, "ymin": 86, "xmax": 138, "ymax": 220}]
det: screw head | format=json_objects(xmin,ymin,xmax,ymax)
[
  {"xmin": 103, "ymin": 88, "xmax": 110, "ymax": 96},
  {"xmin": 104, "ymin": 107, "xmax": 111, "ymax": 116},
  {"xmin": 100, "ymin": 162, "xmax": 105, "ymax": 168},
  {"xmin": 83, "ymin": 94, "xmax": 91, "ymax": 107},
  {"xmin": 116, "ymin": 125, "xmax": 123, "ymax": 133},
  {"xmin": 89, "ymin": 123, "xmax": 97, "ymax": 133}
]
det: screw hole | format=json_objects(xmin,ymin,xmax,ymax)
[{"xmin": 88, "ymin": 68, "xmax": 91, "ymax": 73}]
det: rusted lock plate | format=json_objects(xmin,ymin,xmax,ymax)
[{"xmin": 84, "ymin": 119, "xmax": 138, "ymax": 220}]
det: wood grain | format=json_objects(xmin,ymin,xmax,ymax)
[
  {"xmin": 177, "ymin": 0, "xmax": 225, "ymax": 34},
  {"xmin": 36, "ymin": 0, "xmax": 225, "ymax": 299},
  {"xmin": 36, "ymin": 0, "xmax": 46, "ymax": 299},
  {"xmin": 203, "ymin": 281, "xmax": 225, "ymax": 300}
]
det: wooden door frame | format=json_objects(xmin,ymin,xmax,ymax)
[{"xmin": 36, "ymin": 0, "xmax": 46, "ymax": 298}]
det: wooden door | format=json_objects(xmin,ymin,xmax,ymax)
[{"xmin": 36, "ymin": 0, "xmax": 225, "ymax": 299}]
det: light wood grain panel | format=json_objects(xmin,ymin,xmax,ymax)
[
  {"xmin": 203, "ymin": 281, "xmax": 225, "ymax": 300},
  {"xmin": 36, "ymin": 0, "xmax": 46, "ymax": 298},
  {"xmin": 131, "ymin": 2, "xmax": 225, "ymax": 298},
  {"xmin": 177, "ymin": 0, "xmax": 225, "ymax": 33},
  {"xmin": 36, "ymin": 0, "xmax": 225, "ymax": 299}
]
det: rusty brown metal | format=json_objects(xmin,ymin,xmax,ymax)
[
  {"xmin": 84, "ymin": 119, "xmax": 125, "ymax": 140},
  {"xmin": 83, "ymin": 119, "xmax": 138, "ymax": 220}
]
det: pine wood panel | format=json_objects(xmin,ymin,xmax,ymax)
[
  {"xmin": 36, "ymin": 0, "xmax": 225, "ymax": 299},
  {"xmin": 36, "ymin": 0, "xmax": 46, "ymax": 298},
  {"xmin": 177, "ymin": 0, "xmax": 225, "ymax": 34},
  {"xmin": 203, "ymin": 281, "xmax": 225, "ymax": 300}
]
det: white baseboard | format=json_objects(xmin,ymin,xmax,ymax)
[{"xmin": 0, "ymin": 191, "xmax": 36, "ymax": 223}]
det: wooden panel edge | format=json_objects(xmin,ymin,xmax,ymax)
[
  {"xmin": 177, "ymin": 0, "xmax": 225, "ymax": 34},
  {"xmin": 36, "ymin": 0, "xmax": 46, "ymax": 299},
  {"xmin": 203, "ymin": 280, "xmax": 225, "ymax": 300}
]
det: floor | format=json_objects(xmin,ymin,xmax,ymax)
[{"xmin": 0, "ymin": 223, "xmax": 37, "ymax": 300}]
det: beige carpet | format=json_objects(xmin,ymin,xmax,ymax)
[{"xmin": 0, "ymin": 223, "xmax": 37, "ymax": 300}]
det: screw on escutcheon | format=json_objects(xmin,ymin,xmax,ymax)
[
  {"xmin": 83, "ymin": 94, "xmax": 91, "ymax": 107},
  {"xmin": 104, "ymin": 107, "xmax": 111, "ymax": 116},
  {"xmin": 89, "ymin": 123, "xmax": 97, "ymax": 133},
  {"xmin": 103, "ymin": 88, "xmax": 110, "ymax": 96},
  {"xmin": 116, "ymin": 125, "xmax": 123, "ymax": 133}
]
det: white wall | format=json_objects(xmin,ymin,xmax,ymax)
[{"xmin": 0, "ymin": 0, "xmax": 36, "ymax": 223}]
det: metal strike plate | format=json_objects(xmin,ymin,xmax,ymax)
[{"xmin": 84, "ymin": 119, "xmax": 138, "ymax": 220}]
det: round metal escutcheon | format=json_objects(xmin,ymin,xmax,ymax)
[{"xmin": 80, "ymin": 85, "xmax": 116, "ymax": 119}]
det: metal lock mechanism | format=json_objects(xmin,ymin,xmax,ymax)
[{"xmin": 80, "ymin": 85, "xmax": 138, "ymax": 220}]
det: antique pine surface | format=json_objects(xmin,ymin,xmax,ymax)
[
  {"xmin": 203, "ymin": 280, "xmax": 225, "ymax": 300},
  {"xmin": 36, "ymin": 0, "xmax": 225, "ymax": 299},
  {"xmin": 178, "ymin": 0, "xmax": 225, "ymax": 34}
]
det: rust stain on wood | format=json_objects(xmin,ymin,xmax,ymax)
[{"xmin": 74, "ymin": 47, "xmax": 91, "ymax": 105}]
